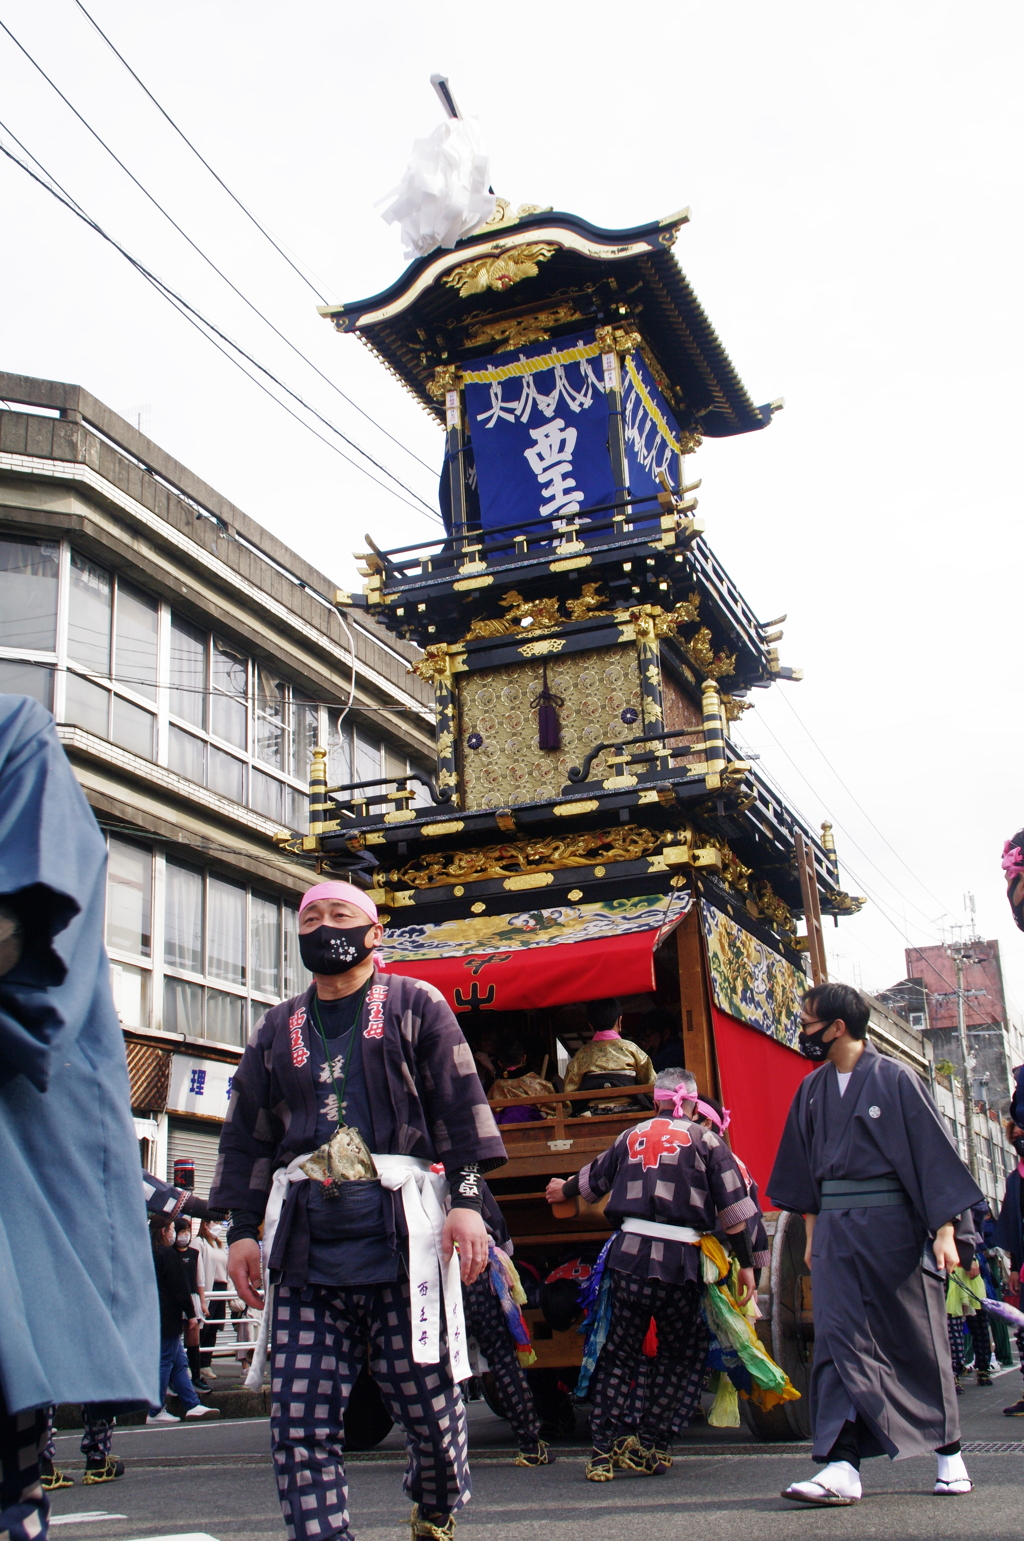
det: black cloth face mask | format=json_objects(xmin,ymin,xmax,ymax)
[
  {"xmin": 797, "ymin": 1022, "xmax": 834, "ymax": 1061},
  {"xmin": 1013, "ymin": 1135, "xmax": 1024, "ymax": 1158},
  {"xmin": 299, "ymin": 922, "xmax": 375, "ymax": 975}
]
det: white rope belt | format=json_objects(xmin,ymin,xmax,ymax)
[
  {"xmin": 245, "ymin": 1152, "xmax": 468, "ymax": 1389},
  {"xmin": 620, "ymin": 1216, "xmax": 703, "ymax": 1244}
]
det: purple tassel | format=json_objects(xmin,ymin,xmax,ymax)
[{"xmin": 531, "ymin": 663, "xmax": 564, "ymax": 752}]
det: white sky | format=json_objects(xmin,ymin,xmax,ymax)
[{"xmin": 1, "ymin": 1, "xmax": 1021, "ymax": 1015}]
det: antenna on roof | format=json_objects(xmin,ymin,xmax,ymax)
[{"xmin": 430, "ymin": 74, "xmax": 462, "ymax": 120}]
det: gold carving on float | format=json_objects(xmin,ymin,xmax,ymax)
[
  {"xmin": 410, "ymin": 644, "xmax": 459, "ymax": 683},
  {"xmin": 827, "ymin": 891, "xmax": 867, "ymax": 915},
  {"xmin": 464, "ymin": 584, "xmax": 612, "ymax": 641},
  {"xmin": 427, "ymin": 364, "xmax": 460, "ymax": 402},
  {"xmin": 567, "ymin": 888, "xmax": 584, "ymax": 902},
  {"xmin": 519, "ymin": 637, "xmax": 565, "ymax": 657},
  {"xmin": 420, "ymin": 820, "xmax": 465, "ymax": 838},
  {"xmin": 722, "ymin": 695, "xmax": 753, "ymax": 722},
  {"xmin": 443, "ymin": 244, "xmax": 559, "ymax": 298},
  {"xmin": 504, "ymin": 871, "xmax": 554, "ymax": 892},
  {"xmin": 453, "ymin": 574, "xmax": 494, "ymax": 591},
  {"xmin": 464, "ymin": 303, "xmax": 582, "ymax": 353},
  {"xmin": 595, "ymin": 323, "xmax": 643, "ymax": 355},
  {"xmin": 554, "ymin": 800, "xmax": 599, "ymax": 816},
  {"xmin": 753, "ymin": 881, "xmax": 796, "ymax": 936},
  {"xmin": 386, "ymin": 824, "xmax": 660, "ymax": 891},
  {"xmin": 476, "ymin": 198, "xmax": 553, "ymax": 234},
  {"xmin": 705, "ymin": 837, "xmax": 753, "ymax": 894},
  {"xmin": 683, "ymin": 625, "xmax": 736, "ymax": 680}
]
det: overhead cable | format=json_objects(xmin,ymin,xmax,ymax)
[
  {"xmin": 0, "ymin": 15, "xmax": 438, "ymax": 485},
  {"xmin": 0, "ymin": 121, "xmax": 442, "ymax": 523}
]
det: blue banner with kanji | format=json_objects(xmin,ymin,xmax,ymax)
[
  {"xmin": 620, "ymin": 351, "xmax": 685, "ymax": 503},
  {"xmin": 462, "ymin": 331, "xmax": 617, "ymax": 532}
]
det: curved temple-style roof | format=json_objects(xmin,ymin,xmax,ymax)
[{"xmin": 320, "ymin": 207, "xmax": 778, "ymax": 440}]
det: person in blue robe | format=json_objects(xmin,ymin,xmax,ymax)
[{"xmin": 0, "ymin": 696, "xmax": 158, "ymax": 1541}]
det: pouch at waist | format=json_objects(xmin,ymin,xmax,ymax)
[{"xmin": 819, "ymin": 1175, "xmax": 909, "ymax": 1210}]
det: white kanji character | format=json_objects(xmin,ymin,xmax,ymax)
[
  {"xmin": 536, "ymin": 464, "xmax": 581, "ymax": 517},
  {"xmin": 319, "ymin": 1055, "xmax": 344, "ymax": 1084},
  {"xmin": 523, "ymin": 418, "xmax": 577, "ymax": 474}
]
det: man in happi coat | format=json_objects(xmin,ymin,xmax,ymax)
[
  {"xmin": 545, "ymin": 1067, "xmax": 758, "ymax": 1481},
  {"xmin": 769, "ymin": 982, "xmax": 983, "ymax": 1505},
  {"xmin": 212, "ymin": 881, "xmax": 506, "ymax": 1541},
  {"xmin": 0, "ymin": 696, "xmax": 158, "ymax": 1541}
]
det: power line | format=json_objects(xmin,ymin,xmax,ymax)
[
  {"xmin": 0, "ymin": 15, "xmax": 438, "ymax": 487},
  {"xmin": 69, "ymin": 0, "xmax": 330, "ymax": 304},
  {"xmin": 773, "ymin": 688, "xmax": 961, "ymax": 923},
  {"xmin": 0, "ymin": 120, "xmax": 442, "ymax": 523}
]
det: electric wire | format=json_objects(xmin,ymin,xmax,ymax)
[
  {"xmin": 0, "ymin": 19, "xmax": 439, "ymax": 502},
  {"xmin": 774, "ymin": 687, "xmax": 963, "ymax": 924},
  {"xmin": 743, "ymin": 723, "xmax": 998, "ymax": 1011},
  {"xmin": 69, "ymin": 0, "xmax": 330, "ymax": 304},
  {"xmin": 0, "ymin": 121, "xmax": 441, "ymax": 523}
]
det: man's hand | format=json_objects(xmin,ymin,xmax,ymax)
[
  {"xmin": 443, "ymin": 1208, "xmax": 489, "ymax": 1285},
  {"xmin": 734, "ymin": 1267, "xmax": 756, "ymax": 1309},
  {"xmin": 803, "ymin": 1212, "xmax": 815, "ymax": 1274},
  {"xmin": 545, "ymin": 1178, "xmax": 567, "ymax": 1205},
  {"xmin": 968, "ymin": 1259, "xmax": 981, "ymax": 1280},
  {"xmin": 228, "ymin": 1238, "xmax": 264, "ymax": 1310},
  {"xmin": 933, "ymin": 1222, "xmax": 960, "ymax": 1274}
]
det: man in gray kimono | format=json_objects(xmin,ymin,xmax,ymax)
[{"xmin": 769, "ymin": 981, "xmax": 982, "ymax": 1505}]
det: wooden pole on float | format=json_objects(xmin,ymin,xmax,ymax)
[{"xmin": 794, "ymin": 829, "xmax": 828, "ymax": 986}]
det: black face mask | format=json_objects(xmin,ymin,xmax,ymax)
[
  {"xmin": 299, "ymin": 922, "xmax": 375, "ymax": 976},
  {"xmin": 1013, "ymin": 1135, "xmax": 1024, "ymax": 1158},
  {"xmin": 797, "ymin": 1022, "xmax": 833, "ymax": 1061}
]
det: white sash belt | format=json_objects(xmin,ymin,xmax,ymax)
[
  {"xmin": 620, "ymin": 1216, "xmax": 703, "ymax": 1244},
  {"xmin": 244, "ymin": 1152, "xmax": 468, "ymax": 1390}
]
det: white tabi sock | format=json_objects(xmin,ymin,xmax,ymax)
[
  {"xmin": 936, "ymin": 1451, "xmax": 969, "ymax": 1484},
  {"xmin": 812, "ymin": 1461, "xmax": 862, "ymax": 1498}
]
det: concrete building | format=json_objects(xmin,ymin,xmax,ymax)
[
  {"xmin": 0, "ymin": 371, "xmax": 434, "ymax": 1191},
  {"xmin": 880, "ymin": 940, "xmax": 1018, "ymax": 1108}
]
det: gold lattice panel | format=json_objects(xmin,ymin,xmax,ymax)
[{"xmin": 458, "ymin": 644, "xmax": 643, "ymax": 808}]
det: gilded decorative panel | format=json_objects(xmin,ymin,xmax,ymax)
[
  {"xmin": 458, "ymin": 644, "xmax": 643, "ymax": 808},
  {"xmin": 381, "ymin": 889, "xmax": 692, "ymax": 961},
  {"xmin": 699, "ymin": 900, "xmax": 806, "ymax": 1048}
]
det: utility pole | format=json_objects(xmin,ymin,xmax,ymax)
[{"xmin": 952, "ymin": 945, "xmax": 979, "ymax": 1182}]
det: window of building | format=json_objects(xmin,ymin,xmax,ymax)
[
  {"xmin": 0, "ymin": 534, "xmax": 59, "ymax": 652},
  {"xmin": 1, "ymin": 537, "xmax": 433, "ymax": 831},
  {"xmin": 0, "ymin": 534, "xmax": 60, "ymax": 706},
  {"xmin": 104, "ymin": 838, "xmax": 310, "ymax": 1045}
]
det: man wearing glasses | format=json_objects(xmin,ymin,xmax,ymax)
[{"xmin": 769, "ymin": 982, "xmax": 981, "ymax": 1505}]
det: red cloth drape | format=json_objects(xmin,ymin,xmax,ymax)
[
  {"xmin": 382, "ymin": 929, "xmax": 662, "ymax": 1014},
  {"xmin": 712, "ymin": 1006, "xmax": 814, "ymax": 1197}
]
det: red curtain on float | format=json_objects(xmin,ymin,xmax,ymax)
[
  {"xmin": 382, "ymin": 929, "xmax": 663, "ymax": 1014},
  {"xmin": 712, "ymin": 1006, "xmax": 814, "ymax": 1198}
]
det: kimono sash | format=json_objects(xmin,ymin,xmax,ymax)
[{"xmin": 245, "ymin": 1152, "xmax": 468, "ymax": 1388}]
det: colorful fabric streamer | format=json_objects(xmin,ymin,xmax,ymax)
[
  {"xmin": 699, "ymin": 1243, "xmax": 800, "ymax": 1413},
  {"xmin": 574, "ymin": 1237, "xmax": 615, "ymax": 1398},
  {"xmin": 487, "ymin": 1245, "xmax": 537, "ymax": 1367},
  {"xmin": 948, "ymin": 1269, "xmax": 1024, "ymax": 1328}
]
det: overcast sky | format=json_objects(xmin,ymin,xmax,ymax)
[{"xmin": 1, "ymin": 1, "xmax": 1021, "ymax": 1016}]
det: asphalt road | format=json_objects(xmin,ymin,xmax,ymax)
[{"xmin": 47, "ymin": 1369, "xmax": 1024, "ymax": 1541}]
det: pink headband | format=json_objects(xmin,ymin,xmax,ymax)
[
  {"xmin": 299, "ymin": 881, "xmax": 378, "ymax": 924},
  {"xmin": 1003, "ymin": 841, "xmax": 1024, "ymax": 881},
  {"xmin": 695, "ymin": 1099, "xmax": 731, "ymax": 1132},
  {"xmin": 653, "ymin": 1085, "xmax": 730, "ymax": 1130},
  {"xmin": 654, "ymin": 1082, "xmax": 698, "ymax": 1119}
]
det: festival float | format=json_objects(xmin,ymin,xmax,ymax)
[{"xmin": 279, "ymin": 92, "xmax": 866, "ymax": 1441}]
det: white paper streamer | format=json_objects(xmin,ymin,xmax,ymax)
[{"xmin": 379, "ymin": 118, "xmax": 496, "ymax": 260}]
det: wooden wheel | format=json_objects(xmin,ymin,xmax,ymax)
[{"xmin": 741, "ymin": 1209, "xmax": 813, "ymax": 1440}]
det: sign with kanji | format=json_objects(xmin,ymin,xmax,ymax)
[{"xmin": 168, "ymin": 1054, "xmax": 236, "ymax": 1116}]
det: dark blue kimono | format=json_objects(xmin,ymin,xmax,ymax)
[{"xmin": 0, "ymin": 696, "xmax": 158, "ymax": 1413}]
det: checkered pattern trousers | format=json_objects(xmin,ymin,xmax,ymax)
[
  {"xmin": 588, "ymin": 1270, "xmax": 708, "ymax": 1450},
  {"xmin": 271, "ymin": 1281, "xmax": 470, "ymax": 1541},
  {"xmin": 0, "ymin": 1392, "xmax": 48, "ymax": 1541},
  {"xmin": 42, "ymin": 1406, "xmax": 114, "ymax": 1465},
  {"xmin": 462, "ymin": 1274, "xmax": 540, "ymax": 1448},
  {"xmin": 947, "ymin": 1315, "xmax": 965, "ymax": 1377}
]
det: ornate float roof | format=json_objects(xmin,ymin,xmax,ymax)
[{"xmin": 319, "ymin": 205, "xmax": 778, "ymax": 440}]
